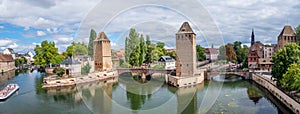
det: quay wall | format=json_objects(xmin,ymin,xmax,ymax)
[{"xmin": 252, "ymin": 73, "xmax": 300, "ymax": 114}]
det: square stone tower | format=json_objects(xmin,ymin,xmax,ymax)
[
  {"xmin": 94, "ymin": 32, "xmax": 112, "ymax": 72},
  {"xmin": 176, "ymin": 22, "xmax": 196, "ymax": 77},
  {"xmin": 277, "ymin": 25, "xmax": 298, "ymax": 50},
  {"xmin": 167, "ymin": 22, "xmax": 204, "ymax": 87}
]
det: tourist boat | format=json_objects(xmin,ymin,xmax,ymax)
[{"xmin": 0, "ymin": 84, "xmax": 19, "ymax": 100}]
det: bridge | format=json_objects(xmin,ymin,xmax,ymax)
[{"xmin": 116, "ymin": 68, "xmax": 173, "ymax": 78}]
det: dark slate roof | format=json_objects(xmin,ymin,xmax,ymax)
[
  {"xmin": 0, "ymin": 54, "xmax": 13, "ymax": 62},
  {"xmin": 95, "ymin": 32, "xmax": 110, "ymax": 41},
  {"xmin": 279, "ymin": 25, "xmax": 296, "ymax": 36},
  {"xmin": 158, "ymin": 56, "xmax": 175, "ymax": 62},
  {"xmin": 60, "ymin": 58, "xmax": 81, "ymax": 65},
  {"xmin": 177, "ymin": 22, "xmax": 195, "ymax": 34}
]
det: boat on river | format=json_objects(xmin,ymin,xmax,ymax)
[{"xmin": 0, "ymin": 84, "xmax": 19, "ymax": 100}]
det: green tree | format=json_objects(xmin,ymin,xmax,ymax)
[
  {"xmin": 218, "ymin": 45, "xmax": 226, "ymax": 60},
  {"xmin": 240, "ymin": 45, "xmax": 249, "ymax": 68},
  {"xmin": 272, "ymin": 43, "xmax": 300, "ymax": 86},
  {"xmin": 156, "ymin": 42, "xmax": 166, "ymax": 57},
  {"xmin": 296, "ymin": 25, "xmax": 300, "ymax": 45},
  {"xmin": 196, "ymin": 45, "xmax": 206, "ymax": 61},
  {"xmin": 125, "ymin": 28, "xmax": 140, "ymax": 63},
  {"xmin": 144, "ymin": 35, "xmax": 153, "ymax": 65},
  {"xmin": 280, "ymin": 63, "xmax": 300, "ymax": 91},
  {"xmin": 64, "ymin": 42, "xmax": 88, "ymax": 57},
  {"xmin": 139, "ymin": 35, "xmax": 146, "ymax": 66},
  {"xmin": 15, "ymin": 57, "xmax": 28, "ymax": 67},
  {"xmin": 81, "ymin": 63, "xmax": 91, "ymax": 75},
  {"xmin": 88, "ymin": 29, "xmax": 97, "ymax": 58},
  {"xmin": 226, "ymin": 43, "xmax": 237, "ymax": 62},
  {"xmin": 34, "ymin": 40, "xmax": 62, "ymax": 67},
  {"xmin": 233, "ymin": 41, "xmax": 243, "ymax": 63},
  {"xmin": 129, "ymin": 45, "xmax": 140, "ymax": 67},
  {"xmin": 166, "ymin": 51, "xmax": 176, "ymax": 60},
  {"xmin": 53, "ymin": 67, "xmax": 65, "ymax": 78}
]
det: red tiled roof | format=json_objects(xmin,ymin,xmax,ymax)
[{"xmin": 0, "ymin": 54, "xmax": 13, "ymax": 62}]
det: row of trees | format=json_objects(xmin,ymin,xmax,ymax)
[
  {"xmin": 272, "ymin": 43, "xmax": 300, "ymax": 92},
  {"xmin": 125, "ymin": 28, "xmax": 169, "ymax": 67},
  {"xmin": 34, "ymin": 40, "xmax": 88, "ymax": 67},
  {"xmin": 218, "ymin": 41, "xmax": 249, "ymax": 67}
]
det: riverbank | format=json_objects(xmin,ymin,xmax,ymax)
[
  {"xmin": 252, "ymin": 73, "xmax": 300, "ymax": 114},
  {"xmin": 42, "ymin": 71, "xmax": 118, "ymax": 88}
]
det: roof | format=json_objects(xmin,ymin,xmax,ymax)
[
  {"xmin": 279, "ymin": 25, "xmax": 296, "ymax": 36},
  {"xmin": 95, "ymin": 32, "xmax": 110, "ymax": 41},
  {"xmin": 205, "ymin": 48, "xmax": 219, "ymax": 54},
  {"xmin": 0, "ymin": 54, "xmax": 14, "ymax": 62},
  {"xmin": 60, "ymin": 58, "xmax": 81, "ymax": 65},
  {"xmin": 158, "ymin": 56, "xmax": 175, "ymax": 62},
  {"xmin": 177, "ymin": 22, "xmax": 195, "ymax": 34},
  {"xmin": 249, "ymin": 42, "xmax": 264, "ymax": 58}
]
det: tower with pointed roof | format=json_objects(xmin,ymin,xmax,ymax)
[
  {"xmin": 176, "ymin": 22, "xmax": 196, "ymax": 77},
  {"xmin": 94, "ymin": 32, "xmax": 112, "ymax": 72},
  {"xmin": 277, "ymin": 25, "xmax": 298, "ymax": 50},
  {"xmin": 251, "ymin": 29, "xmax": 255, "ymax": 46},
  {"xmin": 167, "ymin": 22, "xmax": 204, "ymax": 87}
]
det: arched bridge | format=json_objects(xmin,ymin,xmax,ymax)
[{"xmin": 116, "ymin": 68, "xmax": 173, "ymax": 77}]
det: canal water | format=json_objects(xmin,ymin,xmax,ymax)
[{"xmin": 0, "ymin": 70, "xmax": 293, "ymax": 114}]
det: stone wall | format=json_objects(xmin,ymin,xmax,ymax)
[{"xmin": 252, "ymin": 73, "xmax": 300, "ymax": 114}]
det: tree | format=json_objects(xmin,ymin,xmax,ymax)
[
  {"xmin": 156, "ymin": 42, "xmax": 166, "ymax": 57},
  {"xmin": 125, "ymin": 28, "xmax": 140, "ymax": 63},
  {"xmin": 64, "ymin": 42, "xmax": 88, "ymax": 57},
  {"xmin": 88, "ymin": 29, "xmax": 97, "ymax": 58},
  {"xmin": 139, "ymin": 35, "xmax": 146, "ymax": 66},
  {"xmin": 233, "ymin": 41, "xmax": 243, "ymax": 63},
  {"xmin": 34, "ymin": 40, "xmax": 62, "ymax": 67},
  {"xmin": 272, "ymin": 43, "xmax": 300, "ymax": 86},
  {"xmin": 15, "ymin": 57, "xmax": 27, "ymax": 67},
  {"xmin": 144, "ymin": 35, "xmax": 153, "ymax": 65},
  {"xmin": 81, "ymin": 63, "xmax": 91, "ymax": 75},
  {"xmin": 296, "ymin": 25, "xmax": 300, "ymax": 45},
  {"xmin": 53, "ymin": 67, "xmax": 65, "ymax": 78},
  {"xmin": 196, "ymin": 45, "xmax": 206, "ymax": 61},
  {"xmin": 129, "ymin": 45, "xmax": 140, "ymax": 67},
  {"xmin": 240, "ymin": 45, "xmax": 249, "ymax": 68},
  {"xmin": 166, "ymin": 51, "xmax": 176, "ymax": 60},
  {"xmin": 218, "ymin": 45, "xmax": 226, "ymax": 60},
  {"xmin": 280, "ymin": 63, "xmax": 300, "ymax": 91},
  {"xmin": 225, "ymin": 43, "xmax": 237, "ymax": 62}
]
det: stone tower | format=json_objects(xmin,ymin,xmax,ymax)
[
  {"xmin": 277, "ymin": 25, "xmax": 298, "ymax": 50},
  {"xmin": 176, "ymin": 22, "xmax": 196, "ymax": 77},
  {"xmin": 94, "ymin": 32, "xmax": 112, "ymax": 72},
  {"xmin": 251, "ymin": 29, "xmax": 255, "ymax": 46}
]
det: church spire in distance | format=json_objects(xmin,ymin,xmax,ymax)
[{"xmin": 251, "ymin": 29, "xmax": 255, "ymax": 46}]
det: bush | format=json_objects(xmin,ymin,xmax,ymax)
[{"xmin": 53, "ymin": 67, "xmax": 65, "ymax": 78}]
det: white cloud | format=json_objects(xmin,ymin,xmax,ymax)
[
  {"xmin": 8, "ymin": 43, "xmax": 18, "ymax": 48},
  {"xmin": 37, "ymin": 31, "xmax": 47, "ymax": 36},
  {"xmin": 0, "ymin": 26, "xmax": 4, "ymax": 29},
  {"xmin": 0, "ymin": 39, "xmax": 13, "ymax": 47}
]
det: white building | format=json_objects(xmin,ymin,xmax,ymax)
[
  {"xmin": 205, "ymin": 48, "xmax": 219, "ymax": 61},
  {"xmin": 60, "ymin": 58, "xmax": 81, "ymax": 76},
  {"xmin": 263, "ymin": 45, "xmax": 274, "ymax": 58},
  {"xmin": 157, "ymin": 56, "xmax": 175, "ymax": 70},
  {"xmin": 3, "ymin": 48, "xmax": 16, "ymax": 59}
]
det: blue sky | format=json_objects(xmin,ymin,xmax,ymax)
[{"xmin": 0, "ymin": 0, "xmax": 300, "ymax": 53}]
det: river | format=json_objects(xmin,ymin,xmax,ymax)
[{"xmin": 0, "ymin": 70, "xmax": 293, "ymax": 114}]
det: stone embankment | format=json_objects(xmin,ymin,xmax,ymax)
[
  {"xmin": 42, "ymin": 71, "xmax": 118, "ymax": 88},
  {"xmin": 252, "ymin": 73, "xmax": 300, "ymax": 114}
]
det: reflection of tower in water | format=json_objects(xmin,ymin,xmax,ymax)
[
  {"xmin": 78, "ymin": 79, "xmax": 116, "ymax": 114},
  {"xmin": 168, "ymin": 82, "xmax": 204, "ymax": 114}
]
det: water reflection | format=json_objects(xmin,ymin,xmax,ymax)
[
  {"xmin": 0, "ymin": 70, "xmax": 15, "ymax": 86},
  {"xmin": 247, "ymin": 84, "xmax": 263, "ymax": 104}
]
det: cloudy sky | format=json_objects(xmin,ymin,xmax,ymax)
[{"xmin": 0, "ymin": 0, "xmax": 299, "ymax": 53}]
